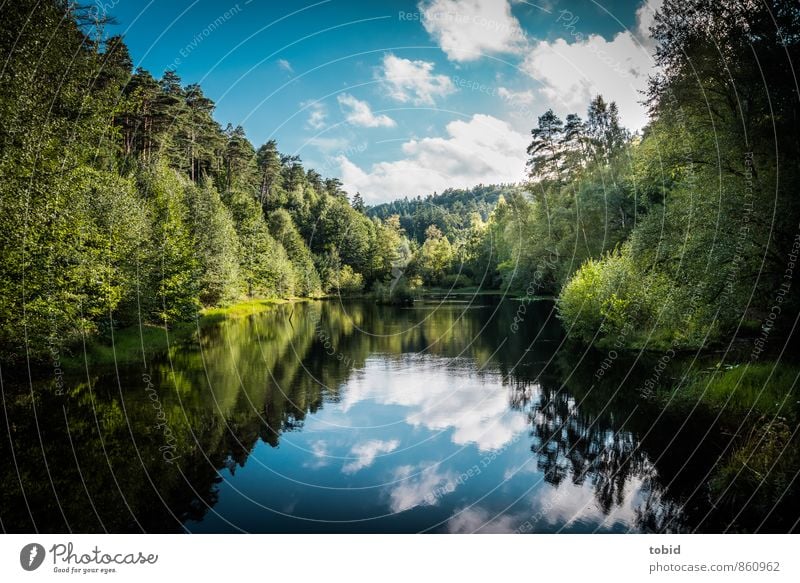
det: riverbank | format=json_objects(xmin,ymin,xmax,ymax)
[
  {"xmin": 653, "ymin": 362, "xmax": 800, "ymax": 418},
  {"xmin": 649, "ymin": 361, "xmax": 800, "ymax": 526}
]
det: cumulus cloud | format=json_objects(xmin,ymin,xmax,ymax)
[
  {"xmin": 520, "ymin": 0, "xmax": 660, "ymax": 131},
  {"xmin": 342, "ymin": 439, "xmax": 400, "ymax": 474},
  {"xmin": 338, "ymin": 114, "xmax": 528, "ymax": 203},
  {"xmin": 379, "ymin": 53, "xmax": 455, "ymax": 106},
  {"xmin": 418, "ymin": 0, "xmax": 526, "ymax": 62},
  {"xmin": 338, "ymin": 353, "xmax": 530, "ymax": 451},
  {"xmin": 634, "ymin": 0, "xmax": 663, "ymax": 47},
  {"xmin": 531, "ymin": 476, "xmax": 653, "ymax": 530},
  {"xmin": 337, "ymin": 93, "xmax": 396, "ymax": 128}
]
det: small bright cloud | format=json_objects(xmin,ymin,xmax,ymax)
[
  {"xmin": 387, "ymin": 463, "xmax": 455, "ymax": 512},
  {"xmin": 379, "ymin": 53, "xmax": 455, "ymax": 106},
  {"xmin": 303, "ymin": 440, "xmax": 330, "ymax": 469},
  {"xmin": 339, "ymin": 113, "xmax": 528, "ymax": 204},
  {"xmin": 419, "ymin": 0, "xmax": 527, "ymax": 62},
  {"xmin": 303, "ymin": 100, "xmax": 327, "ymax": 130},
  {"xmin": 342, "ymin": 439, "xmax": 400, "ymax": 474},
  {"xmin": 277, "ymin": 58, "xmax": 293, "ymax": 73},
  {"xmin": 447, "ymin": 506, "xmax": 520, "ymax": 533},
  {"xmin": 498, "ymin": 87, "xmax": 535, "ymax": 105},
  {"xmin": 337, "ymin": 93, "xmax": 396, "ymax": 128}
]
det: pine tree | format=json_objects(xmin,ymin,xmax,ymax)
[{"xmin": 352, "ymin": 192, "xmax": 365, "ymax": 213}]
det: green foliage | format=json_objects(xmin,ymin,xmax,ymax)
[
  {"xmin": 0, "ymin": 2, "xmax": 416, "ymax": 363},
  {"xmin": 5, "ymin": 0, "xmax": 799, "ymax": 367},
  {"xmin": 331, "ymin": 265, "xmax": 364, "ymax": 295},
  {"xmin": 138, "ymin": 165, "xmax": 201, "ymax": 323},
  {"xmin": 224, "ymin": 189, "xmax": 295, "ymax": 298},
  {"xmin": 368, "ymin": 184, "xmax": 520, "ymax": 242},
  {"xmin": 556, "ymin": 0, "xmax": 800, "ymax": 349},
  {"xmin": 558, "ymin": 246, "xmax": 699, "ymax": 348},
  {"xmin": 268, "ymin": 209, "xmax": 322, "ymax": 297},
  {"xmin": 186, "ymin": 182, "xmax": 241, "ymax": 306},
  {"xmin": 316, "ymin": 196, "xmax": 373, "ymax": 276},
  {"xmin": 372, "ymin": 277, "xmax": 419, "ymax": 306},
  {"xmin": 414, "ymin": 225, "xmax": 455, "ymax": 286},
  {"xmin": 440, "ymin": 274, "xmax": 474, "ymax": 289}
]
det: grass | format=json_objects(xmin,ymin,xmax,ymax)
[
  {"xmin": 677, "ymin": 362, "xmax": 800, "ymax": 525},
  {"xmin": 660, "ymin": 362, "xmax": 800, "ymax": 418},
  {"xmin": 652, "ymin": 360, "xmax": 800, "ymax": 523},
  {"xmin": 200, "ymin": 297, "xmax": 303, "ymax": 319}
]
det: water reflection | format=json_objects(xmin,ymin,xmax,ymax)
[{"xmin": 0, "ymin": 299, "xmax": 795, "ymax": 532}]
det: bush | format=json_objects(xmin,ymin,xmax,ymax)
[
  {"xmin": 557, "ymin": 245, "xmax": 676, "ymax": 347},
  {"xmin": 372, "ymin": 277, "xmax": 418, "ymax": 305},
  {"xmin": 333, "ymin": 265, "xmax": 364, "ymax": 295},
  {"xmin": 440, "ymin": 273, "xmax": 474, "ymax": 289}
]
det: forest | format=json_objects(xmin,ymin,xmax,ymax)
[
  {"xmin": 1, "ymin": 0, "xmax": 800, "ymax": 538},
  {"xmin": 377, "ymin": 0, "xmax": 800, "ymax": 352},
  {"xmin": 0, "ymin": 1, "xmax": 414, "ymax": 364},
  {"xmin": 1, "ymin": 0, "xmax": 799, "ymax": 366}
]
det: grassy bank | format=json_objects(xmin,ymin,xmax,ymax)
[
  {"xmin": 657, "ymin": 362, "xmax": 800, "ymax": 418},
  {"xmin": 651, "ymin": 360, "xmax": 800, "ymax": 524}
]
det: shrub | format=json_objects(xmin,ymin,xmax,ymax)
[
  {"xmin": 333, "ymin": 265, "xmax": 364, "ymax": 295},
  {"xmin": 557, "ymin": 256, "xmax": 609, "ymax": 343},
  {"xmin": 557, "ymin": 245, "xmax": 675, "ymax": 347},
  {"xmin": 440, "ymin": 273, "xmax": 474, "ymax": 289},
  {"xmin": 372, "ymin": 277, "xmax": 418, "ymax": 305}
]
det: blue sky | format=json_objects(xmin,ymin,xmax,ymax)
[{"xmin": 108, "ymin": 0, "xmax": 659, "ymax": 203}]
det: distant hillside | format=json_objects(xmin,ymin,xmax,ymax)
[{"xmin": 367, "ymin": 183, "xmax": 524, "ymax": 242}]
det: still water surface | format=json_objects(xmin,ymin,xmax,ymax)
[{"xmin": 0, "ymin": 298, "xmax": 763, "ymax": 532}]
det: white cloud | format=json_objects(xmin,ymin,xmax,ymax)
[
  {"xmin": 337, "ymin": 93, "xmax": 396, "ymax": 128},
  {"xmin": 419, "ymin": 0, "xmax": 527, "ymax": 62},
  {"xmin": 277, "ymin": 58, "xmax": 293, "ymax": 73},
  {"xmin": 634, "ymin": 0, "xmax": 663, "ymax": 47},
  {"xmin": 447, "ymin": 506, "xmax": 520, "ymax": 533},
  {"xmin": 498, "ymin": 87, "xmax": 535, "ymax": 105},
  {"xmin": 520, "ymin": 0, "xmax": 660, "ymax": 131},
  {"xmin": 302, "ymin": 101, "xmax": 327, "ymax": 130},
  {"xmin": 387, "ymin": 463, "xmax": 455, "ymax": 513},
  {"xmin": 379, "ymin": 54, "xmax": 455, "ymax": 106},
  {"xmin": 303, "ymin": 440, "xmax": 330, "ymax": 469},
  {"xmin": 338, "ymin": 353, "xmax": 530, "ymax": 451},
  {"xmin": 342, "ymin": 439, "xmax": 400, "ymax": 474},
  {"xmin": 533, "ymin": 476, "xmax": 654, "ymax": 530},
  {"xmin": 338, "ymin": 114, "xmax": 528, "ymax": 203}
]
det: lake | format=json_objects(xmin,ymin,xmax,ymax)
[{"xmin": 0, "ymin": 297, "xmax": 793, "ymax": 533}]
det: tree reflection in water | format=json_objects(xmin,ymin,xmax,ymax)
[{"xmin": 0, "ymin": 299, "xmax": 796, "ymax": 532}]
